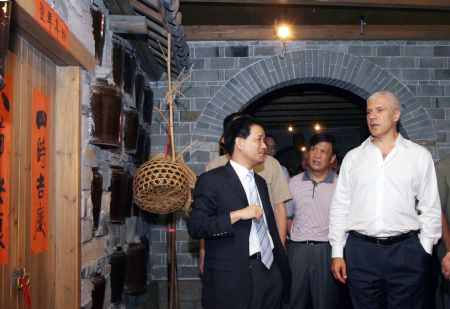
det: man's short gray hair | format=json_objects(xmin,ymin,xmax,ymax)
[{"xmin": 367, "ymin": 91, "xmax": 401, "ymax": 111}]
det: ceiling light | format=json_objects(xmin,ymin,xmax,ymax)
[
  {"xmin": 274, "ymin": 20, "xmax": 293, "ymax": 58},
  {"xmin": 314, "ymin": 123, "xmax": 321, "ymax": 132},
  {"xmin": 276, "ymin": 25, "xmax": 292, "ymax": 40},
  {"xmin": 288, "ymin": 125, "xmax": 293, "ymax": 132},
  {"xmin": 301, "ymin": 146, "xmax": 306, "ymax": 152}
]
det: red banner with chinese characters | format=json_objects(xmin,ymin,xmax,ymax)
[
  {"xmin": 0, "ymin": 73, "xmax": 12, "ymax": 265},
  {"xmin": 31, "ymin": 90, "xmax": 50, "ymax": 254},
  {"xmin": 34, "ymin": 0, "xmax": 69, "ymax": 49}
]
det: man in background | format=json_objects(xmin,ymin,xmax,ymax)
[
  {"xmin": 265, "ymin": 134, "xmax": 290, "ymax": 181},
  {"xmin": 437, "ymin": 154, "xmax": 450, "ymax": 307},
  {"xmin": 295, "ymin": 150, "xmax": 309, "ymax": 175},
  {"xmin": 287, "ymin": 132, "xmax": 339, "ymax": 309}
]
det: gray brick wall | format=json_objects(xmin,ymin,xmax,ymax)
[
  {"xmin": 148, "ymin": 40, "xmax": 450, "ymax": 282},
  {"xmin": 75, "ymin": 1, "xmax": 154, "ymax": 306}
]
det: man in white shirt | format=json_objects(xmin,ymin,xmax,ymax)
[{"xmin": 329, "ymin": 91, "xmax": 441, "ymax": 309}]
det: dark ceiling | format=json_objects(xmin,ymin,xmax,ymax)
[
  {"xmin": 180, "ymin": 4, "xmax": 450, "ymax": 26},
  {"xmin": 244, "ymin": 84, "xmax": 368, "ymax": 134}
]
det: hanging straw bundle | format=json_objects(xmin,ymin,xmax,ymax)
[
  {"xmin": 133, "ymin": 154, "xmax": 195, "ymax": 214},
  {"xmin": 133, "ymin": 33, "xmax": 195, "ymax": 215},
  {"xmin": 132, "ymin": 33, "xmax": 195, "ymax": 309}
]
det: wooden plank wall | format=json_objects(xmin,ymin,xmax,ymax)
[
  {"xmin": 0, "ymin": 32, "xmax": 80, "ymax": 309},
  {"xmin": 23, "ymin": 33, "xmax": 56, "ymax": 309}
]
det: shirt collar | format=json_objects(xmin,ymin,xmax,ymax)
[
  {"xmin": 364, "ymin": 133, "xmax": 407, "ymax": 149},
  {"xmin": 230, "ymin": 159, "xmax": 253, "ymax": 179},
  {"xmin": 302, "ymin": 169, "xmax": 335, "ymax": 184}
]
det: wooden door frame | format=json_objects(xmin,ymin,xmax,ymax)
[{"xmin": 53, "ymin": 67, "xmax": 81, "ymax": 308}]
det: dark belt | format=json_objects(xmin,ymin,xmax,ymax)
[
  {"xmin": 293, "ymin": 240, "xmax": 329, "ymax": 245},
  {"xmin": 350, "ymin": 230, "xmax": 418, "ymax": 245},
  {"xmin": 249, "ymin": 252, "xmax": 262, "ymax": 260}
]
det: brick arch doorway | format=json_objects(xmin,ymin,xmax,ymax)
[
  {"xmin": 191, "ymin": 49, "xmax": 437, "ymax": 158},
  {"xmin": 243, "ymin": 82, "xmax": 369, "ymax": 174}
]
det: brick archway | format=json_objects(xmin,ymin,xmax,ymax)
[{"xmin": 192, "ymin": 49, "xmax": 436, "ymax": 149}]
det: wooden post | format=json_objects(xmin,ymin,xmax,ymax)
[
  {"xmin": 166, "ymin": 32, "xmax": 179, "ymax": 309},
  {"xmin": 109, "ymin": 15, "xmax": 147, "ymax": 34},
  {"xmin": 167, "ymin": 33, "xmax": 176, "ymax": 162}
]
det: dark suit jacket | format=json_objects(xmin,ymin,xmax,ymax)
[{"xmin": 187, "ymin": 162, "xmax": 291, "ymax": 308}]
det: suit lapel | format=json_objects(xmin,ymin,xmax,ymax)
[
  {"xmin": 255, "ymin": 176, "xmax": 271, "ymax": 214},
  {"xmin": 224, "ymin": 162, "xmax": 248, "ymax": 205},
  {"xmin": 254, "ymin": 174, "xmax": 280, "ymax": 245}
]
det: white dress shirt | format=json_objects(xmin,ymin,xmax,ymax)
[
  {"xmin": 329, "ymin": 134, "xmax": 441, "ymax": 258},
  {"xmin": 230, "ymin": 160, "xmax": 274, "ymax": 256}
]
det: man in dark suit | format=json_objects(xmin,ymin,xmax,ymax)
[{"xmin": 188, "ymin": 116, "xmax": 291, "ymax": 309}]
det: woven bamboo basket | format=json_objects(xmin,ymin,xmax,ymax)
[{"xmin": 133, "ymin": 154, "xmax": 196, "ymax": 214}]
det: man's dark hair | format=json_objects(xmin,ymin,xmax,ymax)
[
  {"xmin": 309, "ymin": 132, "xmax": 337, "ymax": 155},
  {"xmin": 223, "ymin": 112, "xmax": 252, "ymax": 131},
  {"xmin": 224, "ymin": 116, "xmax": 264, "ymax": 155}
]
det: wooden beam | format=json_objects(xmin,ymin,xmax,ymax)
[
  {"xmin": 12, "ymin": 0, "xmax": 95, "ymax": 72},
  {"xmin": 110, "ymin": 15, "xmax": 147, "ymax": 34},
  {"xmin": 180, "ymin": 0, "xmax": 450, "ymax": 10},
  {"xmin": 185, "ymin": 24, "xmax": 450, "ymax": 40}
]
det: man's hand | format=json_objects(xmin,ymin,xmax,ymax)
[
  {"xmin": 442, "ymin": 252, "xmax": 450, "ymax": 280},
  {"xmin": 331, "ymin": 257, "xmax": 348, "ymax": 284},
  {"xmin": 230, "ymin": 205, "xmax": 263, "ymax": 224}
]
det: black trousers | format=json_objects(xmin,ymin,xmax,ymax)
[
  {"xmin": 287, "ymin": 242, "xmax": 339, "ymax": 309},
  {"xmin": 345, "ymin": 233, "xmax": 430, "ymax": 309},
  {"xmin": 249, "ymin": 258, "xmax": 283, "ymax": 309}
]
